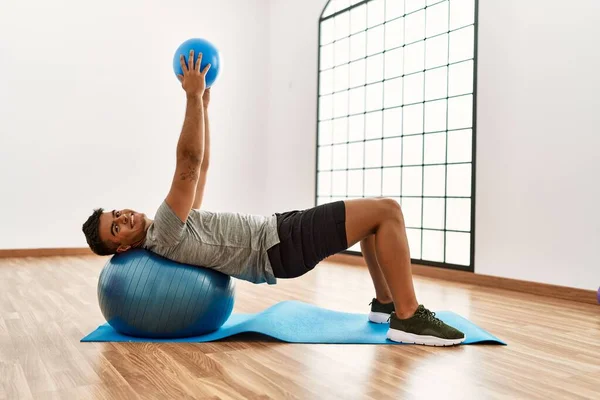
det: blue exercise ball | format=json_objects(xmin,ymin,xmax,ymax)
[
  {"xmin": 97, "ymin": 249, "xmax": 235, "ymax": 338},
  {"xmin": 172, "ymin": 38, "xmax": 221, "ymax": 88}
]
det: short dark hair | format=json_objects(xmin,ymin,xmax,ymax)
[{"xmin": 82, "ymin": 208, "xmax": 117, "ymax": 256}]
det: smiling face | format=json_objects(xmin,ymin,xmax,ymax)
[{"xmin": 98, "ymin": 209, "xmax": 152, "ymax": 253}]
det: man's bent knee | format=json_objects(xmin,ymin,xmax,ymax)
[{"xmin": 379, "ymin": 198, "xmax": 404, "ymax": 223}]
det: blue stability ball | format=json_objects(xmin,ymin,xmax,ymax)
[
  {"xmin": 97, "ymin": 249, "xmax": 235, "ymax": 338},
  {"xmin": 172, "ymin": 38, "xmax": 221, "ymax": 88}
]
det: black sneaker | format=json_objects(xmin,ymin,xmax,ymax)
[
  {"xmin": 369, "ymin": 298, "xmax": 395, "ymax": 323},
  {"xmin": 387, "ymin": 305, "xmax": 466, "ymax": 346}
]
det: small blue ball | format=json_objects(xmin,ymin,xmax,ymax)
[{"xmin": 173, "ymin": 38, "xmax": 221, "ymax": 88}]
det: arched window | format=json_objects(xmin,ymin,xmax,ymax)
[{"xmin": 316, "ymin": 0, "xmax": 477, "ymax": 271}]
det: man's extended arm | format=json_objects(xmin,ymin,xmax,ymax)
[
  {"xmin": 192, "ymin": 89, "xmax": 210, "ymax": 210},
  {"xmin": 165, "ymin": 50, "xmax": 210, "ymax": 222}
]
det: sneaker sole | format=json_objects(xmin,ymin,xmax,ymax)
[
  {"xmin": 386, "ymin": 328, "xmax": 466, "ymax": 346},
  {"xmin": 369, "ymin": 311, "xmax": 391, "ymax": 324}
]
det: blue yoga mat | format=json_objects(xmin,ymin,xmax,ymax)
[{"xmin": 81, "ymin": 300, "xmax": 505, "ymax": 345}]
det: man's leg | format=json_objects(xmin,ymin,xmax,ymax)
[
  {"xmin": 344, "ymin": 198, "xmax": 418, "ymax": 318},
  {"xmin": 361, "ymin": 234, "xmax": 397, "ymax": 323},
  {"xmin": 343, "ymin": 197, "xmax": 465, "ymax": 345},
  {"xmin": 361, "ymin": 235, "xmax": 392, "ymax": 304}
]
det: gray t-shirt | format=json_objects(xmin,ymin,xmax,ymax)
[{"xmin": 143, "ymin": 201, "xmax": 280, "ymax": 284}]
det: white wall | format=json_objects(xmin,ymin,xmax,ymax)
[
  {"xmin": 2, "ymin": 0, "xmax": 598, "ymax": 291},
  {"xmin": 265, "ymin": 0, "xmax": 329, "ymax": 212},
  {"xmin": 0, "ymin": 0, "xmax": 271, "ymax": 249},
  {"xmin": 265, "ymin": 0, "xmax": 600, "ymax": 290},
  {"xmin": 476, "ymin": 0, "xmax": 600, "ymax": 290}
]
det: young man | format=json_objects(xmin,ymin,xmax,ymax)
[{"xmin": 82, "ymin": 51, "xmax": 465, "ymax": 346}]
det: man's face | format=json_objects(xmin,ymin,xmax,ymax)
[{"xmin": 98, "ymin": 209, "xmax": 149, "ymax": 253}]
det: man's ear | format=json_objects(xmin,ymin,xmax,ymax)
[{"xmin": 117, "ymin": 244, "xmax": 131, "ymax": 253}]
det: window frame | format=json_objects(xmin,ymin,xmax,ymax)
[{"xmin": 315, "ymin": 0, "xmax": 479, "ymax": 272}]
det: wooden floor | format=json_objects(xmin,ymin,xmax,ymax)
[{"xmin": 0, "ymin": 255, "xmax": 599, "ymax": 400}]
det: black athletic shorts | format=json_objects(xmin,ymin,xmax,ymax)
[{"xmin": 267, "ymin": 201, "xmax": 348, "ymax": 279}]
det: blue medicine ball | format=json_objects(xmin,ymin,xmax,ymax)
[
  {"xmin": 97, "ymin": 249, "xmax": 235, "ymax": 338},
  {"xmin": 172, "ymin": 38, "xmax": 221, "ymax": 88}
]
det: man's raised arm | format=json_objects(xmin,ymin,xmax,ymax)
[
  {"xmin": 165, "ymin": 50, "xmax": 211, "ymax": 223},
  {"xmin": 192, "ymin": 88, "xmax": 211, "ymax": 210}
]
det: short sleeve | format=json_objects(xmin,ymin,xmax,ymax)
[{"xmin": 151, "ymin": 201, "xmax": 186, "ymax": 245}]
